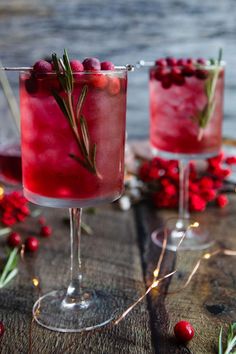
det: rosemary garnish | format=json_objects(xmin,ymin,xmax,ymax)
[
  {"xmin": 0, "ymin": 248, "xmax": 19, "ymax": 288},
  {"xmin": 218, "ymin": 322, "xmax": 236, "ymax": 354},
  {"xmin": 51, "ymin": 50, "xmax": 99, "ymax": 176},
  {"xmin": 192, "ymin": 49, "xmax": 223, "ymax": 138}
]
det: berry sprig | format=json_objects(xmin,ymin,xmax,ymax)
[{"xmin": 138, "ymin": 152, "xmax": 234, "ymax": 212}]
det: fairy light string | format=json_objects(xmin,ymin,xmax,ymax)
[{"xmin": 114, "ymin": 221, "xmax": 236, "ymax": 325}]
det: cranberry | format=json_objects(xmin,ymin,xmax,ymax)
[
  {"xmin": 174, "ymin": 321, "xmax": 194, "ymax": 342},
  {"xmin": 70, "ymin": 60, "xmax": 84, "ymax": 72},
  {"xmin": 155, "ymin": 58, "xmax": 167, "ymax": 67},
  {"xmin": 91, "ymin": 74, "xmax": 108, "ymax": 89},
  {"xmin": 40, "ymin": 225, "xmax": 52, "ymax": 238},
  {"xmin": 195, "ymin": 69, "xmax": 208, "ymax": 80},
  {"xmin": 25, "ymin": 237, "xmax": 39, "ymax": 252},
  {"xmin": 186, "ymin": 58, "xmax": 195, "ymax": 65},
  {"xmin": 197, "ymin": 58, "xmax": 207, "ymax": 65},
  {"xmin": 101, "ymin": 61, "xmax": 115, "ymax": 70},
  {"xmin": 177, "ymin": 58, "xmax": 187, "ymax": 66},
  {"xmin": 161, "ymin": 74, "xmax": 172, "ymax": 89},
  {"xmin": 182, "ymin": 63, "xmax": 196, "ymax": 77},
  {"xmin": 33, "ymin": 60, "xmax": 53, "ymax": 75},
  {"xmin": 216, "ymin": 194, "xmax": 228, "ymax": 208},
  {"xmin": 7, "ymin": 232, "xmax": 22, "ymax": 248},
  {"xmin": 171, "ymin": 67, "xmax": 185, "ymax": 86},
  {"xmin": 107, "ymin": 77, "xmax": 120, "ymax": 95},
  {"xmin": 38, "ymin": 216, "xmax": 46, "ymax": 226},
  {"xmin": 0, "ymin": 322, "xmax": 4, "ymax": 337},
  {"xmin": 25, "ymin": 76, "xmax": 38, "ymax": 94},
  {"xmin": 166, "ymin": 57, "xmax": 178, "ymax": 66},
  {"xmin": 154, "ymin": 68, "xmax": 166, "ymax": 81},
  {"xmin": 82, "ymin": 58, "xmax": 101, "ymax": 71}
]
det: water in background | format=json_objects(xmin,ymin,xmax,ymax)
[{"xmin": 0, "ymin": 0, "xmax": 235, "ymax": 140}]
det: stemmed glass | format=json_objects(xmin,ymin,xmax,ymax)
[
  {"xmin": 149, "ymin": 57, "xmax": 225, "ymax": 251},
  {"xmin": 19, "ymin": 56, "xmax": 128, "ymax": 332}
]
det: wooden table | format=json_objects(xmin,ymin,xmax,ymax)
[{"xmin": 0, "ymin": 194, "xmax": 235, "ymax": 353}]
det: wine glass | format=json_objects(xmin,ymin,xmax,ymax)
[
  {"xmin": 19, "ymin": 58, "xmax": 128, "ymax": 332},
  {"xmin": 149, "ymin": 57, "xmax": 225, "ymax": 251}
]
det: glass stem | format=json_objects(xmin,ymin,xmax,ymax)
[
  {"xmin": 64, "ymin": 208, "xmax": 83, "ymax": 305},
  {"xmin": 177, "ymin": 160, "xmax": 190, "ymax": 229}
]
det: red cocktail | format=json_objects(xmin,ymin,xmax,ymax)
[
  {"xmin": 150, "ymin": 59, "xmax": 224, "ymax": 159},
  {"xmin": 20, "ymin": 70, "xmax": 127, "ymax": 207},
  {"xmin": 0, "ymin": 144, "xmax": 22, "ymax": 185},
  {"xmin": 19, "ymin": 53, "xmax": 129, "ymax": 333}
]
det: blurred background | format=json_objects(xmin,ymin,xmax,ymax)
[{"xmin": 0, "ymin": 0, "xmax": 235, "ymax": 141}]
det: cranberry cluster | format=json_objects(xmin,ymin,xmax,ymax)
[
  {"xmin": 151, "ymin": 57, "xmax": 208, "ymax": 89},
  {"xmin": 25, "ymin": 57, "xmax": 125, "ymax": 96},
  {"xmin": 0, "ymin": 191, "xmax": 30, "ymax": 226},
  {"xmin": 139, "ymin": 153, "xmax": 235, "ymax": 212},
  {"xmin": 0, "ymin": 191, "xmax": 53, "ymax": 252}
]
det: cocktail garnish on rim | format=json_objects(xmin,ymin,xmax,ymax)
[{"xmin": 51, "ymin": 50, "xmax": 99, "ymax": 176}]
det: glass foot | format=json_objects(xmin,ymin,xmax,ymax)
[
  {"xmin": 33, "ymin": 288, "xmax": 118, "ymax": 332},
  {"xmin": 151, "ymin": 217, "xmax": 214, "ymax": 251}
]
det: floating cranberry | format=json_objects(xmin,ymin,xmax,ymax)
[
  {"xmin": 161, "ymin": 74, "xmax": 172, "ymax": 89},
  {"xmin": 25, "ymin": 76, "xmax": 38, "ymax": 94},
  {"xmin": 0, "ymin": 322, "xmax": 4, "ymax": 337},
  {"xmin": 171, "ymin": 67, "xmax": 185, "ymax": 86},
  {"xmin": 174, "ymin": 321, "xmax": 194, "ymax": 343},
  {"xmin": 101, "ymin": 61, "xmax": 115, "ymax": 70},
  {"xmin": 166, "ymin": 57, "xmax": 178, "ymax": 66},
  {"xmin": 33, "ymin": 60, "xmax": 53, "ymax": 75},
  {"xmin": 82, "ymin": 58, "xmax": 101, "ymax": 71},
  {"xmin": 70, "ymin": 60, "xmax": 84, "ymax": 72},
  {"xmin": 25, "ymin": 237, "xmax": 39, "ymax": 252},
  {"xmin": 155, "ymin": 58, "xmax": 167, "ymax": 67},
  {"xmin": 107, "ymin": 77, "xmax": 120, "ymax": 95},
  {"xmin": 195, "ymin": 69, "xmax": 208, "ymax": 80},
  {"xmin": 40, "ymin": 225, "xmax": 52, "ymax": 238},
  {"xmin": 91, "ymin": 74, "xmax": 108, "ymax": 89},
  {"xmin": 182, "ymin": 63, "xmax": 196, "ymax": 77},
  {"xmin": 7, "ymin": 232, "xmax": 22, "ymax": 248},
  {"xmin": 154, "ymin": 68, "xmax": 167, "ymax": 81}
]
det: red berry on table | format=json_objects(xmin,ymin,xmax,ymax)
[
  {"xmin": 101, "ymin": 61, "xmax": 115, "ymax": 70},
  {"xmin": 216, "ymin": 194, "xmax": 228, "ymax": 208},
  {"xmin": 174, "ymin": 321, "xmax": 194, "ymax": 342},
  {"xmin": 33, "ymin": 60, "xmax": 53, "ymax": 74},
  {"xmin": 0, "ymin": 322, "xmax": 4, "ymax": 337},
  {"xmin": 7, "ymin": 232, "xmax": 22, "ymax": 248},
  {"xmin": 70, "ymin": 60, "xmax": 84, "ymax": 72},
  {"xmin": 82, "ymin": 57, "xmax": 101, "ymax": 71},
  {"xmin": 38, "ymin": 216, "xmax": 46, "ymax": 225},
  {"xmin": 25, "ymin": 236, "xmax": 39, "ymax": 252},
  {"xmin": 40, "ymin": 225, "xmax": 52, "ymax": 238},
  {"xmin": 107, "ymin": 77, "xmax": 121, "ymax": 95}
]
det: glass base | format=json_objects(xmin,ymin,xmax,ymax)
[
  {"xmin": 33, "ymin": 288, "xmax": 118, "ymax": 332},
  {"xmin": 151, "ymin": 218, "xmax": 214, "ymax": 251},
  {"xmin": 151, "ymin": 146, "xmax": 219, "ymax": 160}
]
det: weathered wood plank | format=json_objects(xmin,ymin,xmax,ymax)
[
  {"xmin": 0, "ymin": 206, "xmax": 153, "ymax": 354},
  {"xmin": 134, "ymin": 194, "xmax": 236, "ymax": 354}
]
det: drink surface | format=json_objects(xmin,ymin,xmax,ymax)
[
  {"xmin": 0, "ymin": 144, "xmax": 22, "ymax": 185},
  {"xmin": 149, "ymin": 65, "xmax": 224, "ymax": 157},
  {"xmin": 20, "ymin": 72, "xmax": 127, "ymax": 207}
]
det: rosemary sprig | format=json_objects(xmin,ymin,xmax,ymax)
[
  {"xmin": 218, "ymin": 322, "xmax": 236, "ymax": 354},
  {"xmin": 51, "ymin": 50, "xmax": 99, "ymax": 176},
  {"xmin": 0, "ymin": 248, "xmax": 19, "ymax": 288},
  {"xmin": 197, "ymin": 49, "xmax": 223, "ymax": 130}
]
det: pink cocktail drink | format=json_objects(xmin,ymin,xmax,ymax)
[
  {"xmin": 150, "ymin": 62, "xmax": 225, "ymax": 158},
  {"xmin": 20, "ymin": 71, "xmax": 127, "ymax": 207}
]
